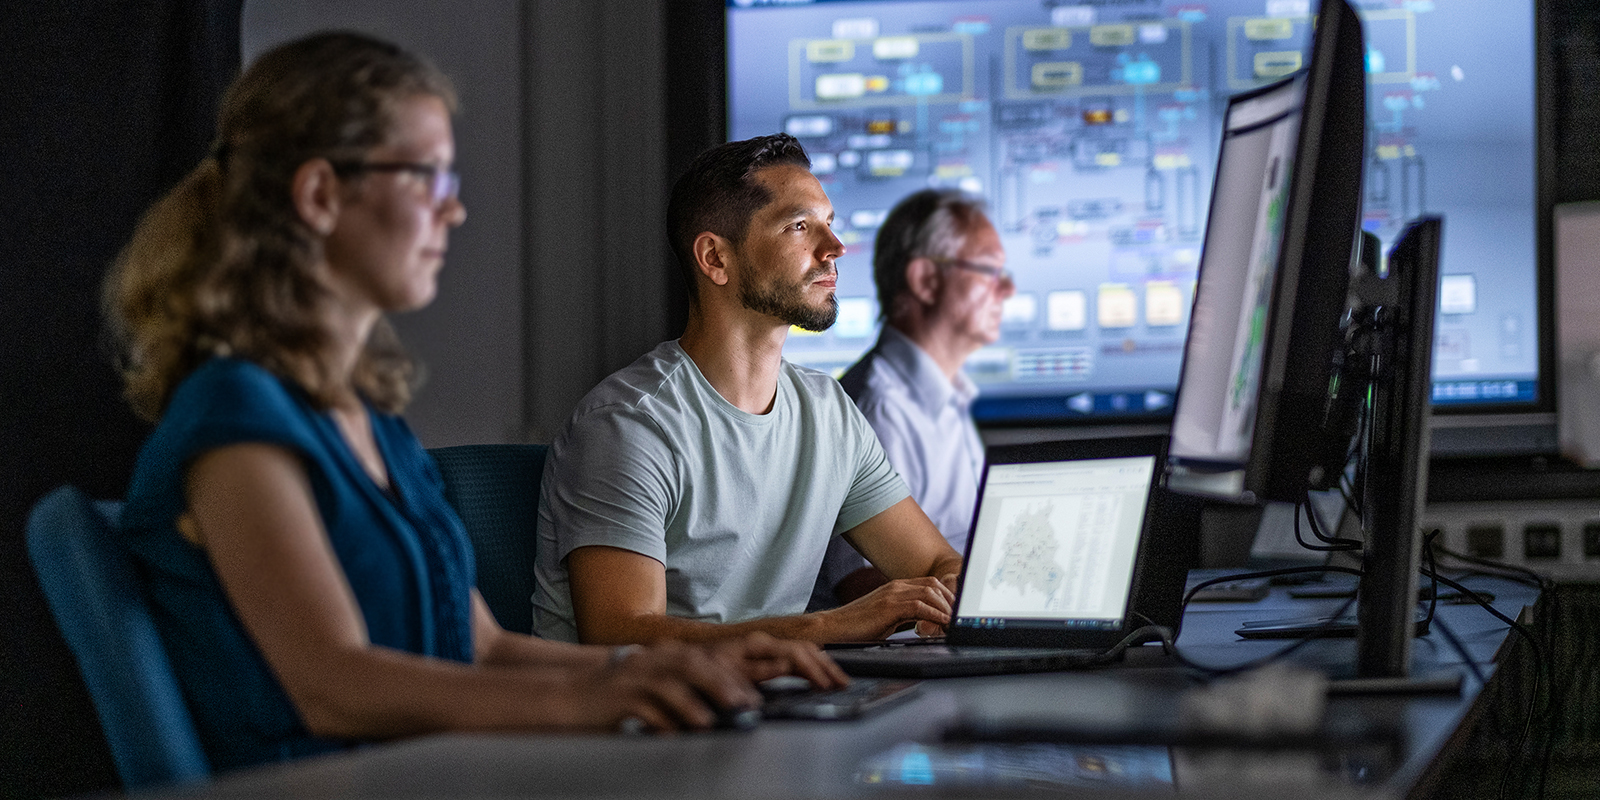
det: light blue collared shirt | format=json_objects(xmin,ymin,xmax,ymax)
[{"xmin": 815, "ymin": 326, "xmax": 985, "ymax": 602}]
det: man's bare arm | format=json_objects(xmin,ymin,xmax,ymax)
[
  {"xmin": 567, "ymin": 544, "xmax": 953, "ymax": 645},
  {"xmin": 842, "ymin": 497, "xmax": 964, "ymax": 591}
]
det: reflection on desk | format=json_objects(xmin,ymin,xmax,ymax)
[{"xmin": 140, "ymin": 573, "xmax": 1533, "ymax": 800}]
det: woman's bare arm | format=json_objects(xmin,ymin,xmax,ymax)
[{"xmin": 187, "ymin": 443, "xmax": 759, "ymax": 738}]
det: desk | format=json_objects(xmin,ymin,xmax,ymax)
[{"xmin": 149, "ymin": 573, "xmax": 1535, "ymax": 800}]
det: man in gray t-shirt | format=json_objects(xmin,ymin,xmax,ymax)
[
  {"xmin": 817, "ymin": 190, "xmax": 1013, "ymax": 608},
  {"xmin": 534, "ymin": 134, "xmax": 964, "ymax": 645}
]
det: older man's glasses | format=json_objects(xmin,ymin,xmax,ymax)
[
  {"xmin": 330, "ymin": 160, "xmax": 461, "ymax": 206},
  {"xmin": 935, "ymin": 258, "xmax": 1012, "ymax": 284}
]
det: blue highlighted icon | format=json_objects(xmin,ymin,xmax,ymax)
[
  {"xmin": 1121, "ymin": 59, "xmax": 1160, "ymax": 85},
  {"xmin": 1367, "ymin": 49, "xmax": 1386, "ymax": 73},
  {"xmin": 904, "ymin": 71, "xmax": 944, "ymax": 96}
]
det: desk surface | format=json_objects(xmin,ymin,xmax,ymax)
[{"xmin": 152, "ymin": 573, "xmax": 1534, "ymax": 800}]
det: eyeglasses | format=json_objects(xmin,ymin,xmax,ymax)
[
  {"xmin": 329, "ymin": 160, "xmax": 461, "ymax": 206},
  {"xmin": 934, "ymin": 258, "xmax": 1012, "ymax": 284}
]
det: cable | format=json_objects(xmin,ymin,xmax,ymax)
[
  {"xmin": 1438, "ymin": 566, "xmax": 1545, "ymax": 590},
  {"xmin": 1182, "ymin": 565, "xmax": 1363, "ymax": 609},
  {"xmin": 1419, "ymin": 531, "xmax": 1486, "ymax": 686},
  {"xmin": 1293, "ymin": 498, "xmax": 1357, "ymax": 552},
  {"xmin": 1420, "ymin": 530, "xmax": 1441, "ymax": 625},
  {"xmin": 1300, "ymin": 488, "xmax": 1362, "ymax": 551},
  {"xmin": 1168, "ymin": 566, "xmax": 1365, "ymax": 678},
  {"xmin": 1430, "ymin": 543, "xmax": 1551, "ymax": 590},
  {"xmin": 1165, "ymin": 593, "xmax": 1361, "ymax": 678},
  {"xmin": 1419, "ymin": 570, "xmax": 1545, "ymax": 800}
]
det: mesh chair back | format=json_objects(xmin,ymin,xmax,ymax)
[
  {"xmin": 429, "ymin": 444, "xmax": 548, "ymax": 635},
  {"xmin": 25, "ymin": 486, "xmax": 210, "ymax": 789}
]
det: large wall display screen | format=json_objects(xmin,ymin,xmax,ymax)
[{"xmin": 727, "ymin": 0, "xmax": 1539, "ymax": 422}]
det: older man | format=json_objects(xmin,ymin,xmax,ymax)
[
  {"xmin": 816, "ymin": 190, "xmax": 1014, "ymax": 606},
  {"xmin": 532, "ymin": 135, "xmax": 963, "ymax": 645}
]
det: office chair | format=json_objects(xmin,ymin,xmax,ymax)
[
  {"xmin": 428, "ymin": 444, "xmax": 547, "ymax": 635},
  {"xmin": 25, "ymin": 485, "xmax": 210, "ymax": 790}
]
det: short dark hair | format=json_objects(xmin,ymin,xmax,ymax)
[
  {"xmin": 873, "ymin": 189, "xmax": 989, "ymax": 320},
  {"xmin": 666, "ymin": 134, "xmax": 811, "ymax": 300}
]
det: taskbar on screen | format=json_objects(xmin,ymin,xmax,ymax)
[
  {"xmin": 1430, "ymin": 378, "xmax": 1537, "ymax": 406},
  {"xmin": 972, "ymin": 387, "xmax": 1176, "ymax": 424}
]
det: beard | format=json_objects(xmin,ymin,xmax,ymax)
[{"xmin": 739, "ymin": 264, "xmax": 839, "ymax": 332}]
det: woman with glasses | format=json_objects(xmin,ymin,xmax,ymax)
[{"xmin": 106, "ymin": 31, "xmax": 844, "ymax": 773}]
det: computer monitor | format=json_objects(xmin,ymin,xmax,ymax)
[
  {"xmin": 712, "ymin": 0, "xmax": 1545, "ymax": 432},
  {"xmin": 1355, "ymin": 216, "xmax": 1440, "ymax": 679},
  {"xmin": 1164, "ymin": 0, "xmax": 1440, "ymax": 679},
  {"xmin": 1165, "ymin": 0, "xmax": 1365, "ymax": 505}
]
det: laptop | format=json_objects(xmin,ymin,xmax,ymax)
[{"xmin": 828, "ymin": 435, "xmax": 1180, "ymax": 678}]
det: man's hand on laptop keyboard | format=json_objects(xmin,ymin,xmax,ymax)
[{"xmin": 812, "ymin": 576, "xmax": 954, "ymax": 642}]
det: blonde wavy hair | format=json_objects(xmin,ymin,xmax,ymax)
[{"xmin": 105, "ymin": 31, "xmax": 457, "ymax": 421}]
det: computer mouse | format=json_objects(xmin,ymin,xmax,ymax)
[
  {"xmin": 757, "ymin": 675, "xmax": 812, "ymax": 695},
  {"xmin": 715, "ymin": 705, "xmax": 762, "ymax": 731}
]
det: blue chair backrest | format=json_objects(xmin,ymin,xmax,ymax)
[
  {"xmin": 25, "ymin": 486, "xmax": 210, "ymax": 790},
  {"xmin": 428, "ymin": 444, "xmax": 548, "ymax": 635}
]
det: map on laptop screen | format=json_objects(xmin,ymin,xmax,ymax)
[{"xmin": 957, "ymin": 456, "xmax": 1154, "ymax": 628}]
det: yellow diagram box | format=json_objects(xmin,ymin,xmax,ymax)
[
  {"xmin": 1095, "ymin": 152, "xmax": 1121, "ymax": 167},
  {"xmin": 1145, "ymin": 281, "xmax": 1185, "ymax": 326},
  {"xmin": 1254, "ymin": 51, "xmax": 1302, "ymax": 78},
  {"xmin": 1098, "ymin": 284, "xmax": 1138, "ymax": 328},
  {"xmin": 1245, "ymin": 18, "xmax": 1295, "ymax": 41},
  {"xmin": 815, "ymin": 73, "xmax": 867, "ymax": 100},
  {"xmin": 1364, "ymin": 9, "xmax": 1417, "ymax": 84},
  {"xmin": 1376, "ymin": 144, "xmax": 1401, "ymax": 160},
  {"xmin": 1006, "ymin": 21, "xmax": 1191, "ymax": 99},
  {"xmin": 792, "ymin": 33, "xmax": 974, "ymax": 109},
  {"xmin": 873, "ymin": 37, "xmax": 919, "ymax": 59},
  {"xmin": 1032, "ymin": 61, "xmax": 1083, "ymax": 89},
  {"xmin": 807, "ymin": 40, "xmax": 855, "ymax": 63},
  {"xmin": 1153, "ymin": 153, "xmax": 1192, "ymax": 170},
  {"xmin": 1090, "ymin": 25, "xmax": 1136, "ymax": 47},
  {"xmin": 1022, "ymin": 28, "xmax": 1072, "ymax": 50}
]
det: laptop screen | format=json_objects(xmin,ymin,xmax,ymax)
[{"xmin": 954, "ymin": 455, "xmax": 1156, "ymax": 632}]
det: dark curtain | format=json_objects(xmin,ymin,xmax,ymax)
[{"xmin": 0, "ymin": 2, "xmax": 242, "ymax": 796}]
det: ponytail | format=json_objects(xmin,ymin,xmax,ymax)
[{"xmin": 105, "ymin": 156, "xmax": 227, "ymax": 422}]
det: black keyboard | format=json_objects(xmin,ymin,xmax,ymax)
[{"xmin": 759, "ymin": 677, "xmax": 922, "ymax": 721}]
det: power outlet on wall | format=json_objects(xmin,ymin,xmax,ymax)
[{"xmin": 1423, "ymin": 499, "xmax": 1600, "ymax": 580}]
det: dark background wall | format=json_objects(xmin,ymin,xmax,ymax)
[
  {"xmin": 1, "ymin": 3, "xmax": 243, "ymax": 796},
  {"xmin": 2, "ymin": 1, "xmax": 1598, "ymax": 797}
]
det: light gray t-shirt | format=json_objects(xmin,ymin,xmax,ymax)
[
  {"xmin": 816, "ymin": 327, "xmax": 984, "ymax": 604},
  {"xmin": 532, "ymin": 340, "xmax": 909, "ymax": 642}
]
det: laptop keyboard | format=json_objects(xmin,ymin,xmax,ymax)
[{"xmin": 759, "ymin": 677, "xmax": 922, "ymax": 721}]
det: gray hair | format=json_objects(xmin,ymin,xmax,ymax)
[{"xmin": 872, "ymin": 189, "xmax": 988, "ymax": 320}]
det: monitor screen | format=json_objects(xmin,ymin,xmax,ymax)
[
  {"xmin": 956, "ymin": 455, "xmax": 1154, "ymax": 628},
  {"xmin": 725, "ymin": 0, "xmax": 1540, "ymax": 422},
  {"xmin": 1168, "ymin": 76, "xmax": 1303, "ymax": 473}
]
